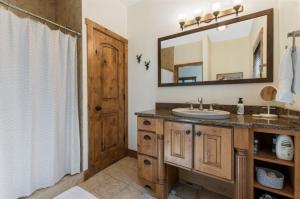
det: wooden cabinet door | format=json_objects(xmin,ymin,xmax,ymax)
[
  {"xmin": 164, "ymin": 122, "xmax": 193, "ymax": 169},
  {"xmin": 194, "ymin": 125, "xmax": 233, "ymax": 180}
]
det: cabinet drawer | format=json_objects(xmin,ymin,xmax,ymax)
[
  {"xmin": 138, "ymin": 177, "xmax": 156, "ymax": 193},
  {"xmin": 138, "ymin": 131, "xmax": 158, "ymax": 157},
  {"xmin": 138, "ymin": 154, "xmax": 157, "ymax": 183},
  {"xmin": 137, "ymin": 117, "xmax": 156, "ymax": 132}
]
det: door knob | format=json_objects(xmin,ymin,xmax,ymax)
[
  {"xmin": 185, "ymin": 130, "xmax": 191, "ymax": 135},
  {"xmin": 95, "ymin": 106, "xmax": 102, "ymax": 112},
  {"xmin": 196, "ymin": 131, "xmax": 202, "ymax": 136}
]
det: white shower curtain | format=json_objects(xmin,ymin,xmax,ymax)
[{"xmin": 0, "ymin": 8, "xmax": 80, "ymax": 199}]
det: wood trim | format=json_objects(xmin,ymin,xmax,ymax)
[
  {"xmin": 174, "ymin": 61, "xmax": 203, "ymax": 68},
  {"xmin": 234, "ymin": 128, "xmax": 251, "ymax": 199},
  {"xmin": 253, "ymin": 128, "xmax": 297, "ymax": 136},
  {"xmin": 235, "ymin": 149, "xmax": 248, "ymax": 199},
  {"xmin": 174, "ymin": 62, "xmax": 203, "ymax": 82},
  {"xmin": 127, "ymin": 149, "xmax": 137, "ymax": 158},
  {"xmin": 234, "ymin": 128, "xmax": 250, "ymax": 150},
  {"xmin": 86, "ymin": 21, "xmax": 95, "ymax": 177},
  {"xmin": 85, "ymin": 19, "xmax": 128, "ymax": 179},
  {"xmin": 247, "ymin": 129, "xmax": 254, "ymax": 199},
  {"xmin": 158, "ymin": 8, "xmax": 274, "ymax": 87},
  {"xmin": 294, "ymin": 134, "xmax": 300, "ymax": 199},
  {"xmin": 252, "ymin": 28, "xmax": 265, "ymax": 78},
  {"xmin": 85, "ymin": 18, "xmax": 128, "ymax": 44}
]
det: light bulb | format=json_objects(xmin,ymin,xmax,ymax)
[
  {"xmin": 193, "ymin": 9, "xmax": 203, "ymax": 17},
  {"xmin": 233, "ymin": 0, "xmax": 243, "ymax": 5},
  {"xmin": 177, "ymin": 14, "xmax": 187, "ymax": 22},
  {"xmin": 212, "ymin": 2, "xmax": 221, "ymax": 12}
]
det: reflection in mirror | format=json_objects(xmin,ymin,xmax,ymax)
[{"xmin": 159, "ymin": 10, "xmax": 273, "ymax": 86}]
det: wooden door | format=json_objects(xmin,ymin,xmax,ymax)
[
  {"xmin": 164, "ymin": 122, "xmax": 193, "ymax": 169},
  {"xmin": 86, "ymin": 19, "xmax": 128, "ymax": 177},
  {"xmin": 194, "ymin": 125, "xmax": 233, "ymax": 180}
]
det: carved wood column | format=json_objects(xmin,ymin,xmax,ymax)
[
  {"xmin": 157, "ymin": 134, "xmax": 166, "ymax": 184},
  {"xmin": 235, "ymin": 149, "xmax": 248, "ymax": 199},
  {"xmin": 156, "ymin": 120, "xmax": 167, "ymax": 199}
]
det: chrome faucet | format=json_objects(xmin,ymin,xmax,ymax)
[
  {"xmin": 186, "ymin": 102, "xmax": 194, "ymax": 110},
  {"xmin": 209, "ymin": 104, "xmax": 215, "ymax": 111},
  {"xmin": 198, "ymin": 97, "xmax": 204, "ymax": 110}
]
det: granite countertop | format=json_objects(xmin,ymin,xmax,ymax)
[{"xmin": 135, "ymin": 109, "xmax": 300, "ymax": 131}]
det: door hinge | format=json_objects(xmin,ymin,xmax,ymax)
[{"xmin": 123, "ymin": 135, "xmax": 126, "ymax": 144}]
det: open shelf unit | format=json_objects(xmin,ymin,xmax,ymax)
[
  {"xmin": 254, "ymin": 181, "xmax": 294, "ymax": 198},
  {"xmin": 251, "ymin": 130, "xmax": 298, "ymax": 199},
  {"xmin": 254, "ymin": 149, "xmax": 295, "ymax": 167}
]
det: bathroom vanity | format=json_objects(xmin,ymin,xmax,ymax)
[{"xmin": 135, "ymin": 106, "xmax": 300, "ymax": 199}]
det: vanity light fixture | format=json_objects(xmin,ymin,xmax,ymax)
[
  {"xmin": 177, "ymin": 2, "xmax": 244, "ymax": 31},
  {"xmin": 212, "ymin": 2, "xmax": 221, "ymax": 21},
  {"xmin": 233, "ymin": 0, "xmax": 243, "ymax": 16},
  {"xmin": 193, "ymin": 9, "xmax": 203, "ymax": 26},
  {"xmin": 178, "ymin": 14, "xmax": 187, "ymax": 30}
]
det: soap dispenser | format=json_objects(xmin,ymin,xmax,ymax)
[{"xmin": 237, "ymin": 98, "xmax": 244, "ymax": 115}]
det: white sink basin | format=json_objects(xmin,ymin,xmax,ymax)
[{"xmin": 172, "ymin": 108, "xmax": 230, "ymax": 120}]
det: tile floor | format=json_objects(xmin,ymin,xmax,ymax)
[{"xmin": 79, "ymin": 157, "xmax": 231, "ymax": 199}]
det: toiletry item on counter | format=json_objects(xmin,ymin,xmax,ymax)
[
  {"xmin": 254, "ymin": 139, "xmax": 260, "ymax": 154},
  {"xmin": 237, "ymin": 98, "xmax": 244, "ymax": 115},
  {"xmin": 256, "ymin": 167, "xmax": 285, "ymax": 190},
  {"xmin": 276, "ymin": 135, "xmax": 294, "ymax": 161}
]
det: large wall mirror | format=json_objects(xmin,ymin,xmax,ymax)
[{"xmin": 158, "ymin": 9, "xmax": 273, "ymax": 87}]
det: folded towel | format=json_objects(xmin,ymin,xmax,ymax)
[
  {"xmin": 276, "ymin": 47, "xmax": 294, "ymax": 104},
  {"xmin": 54, "ymin": 187, "xmax": 97, "ymax": 199}
]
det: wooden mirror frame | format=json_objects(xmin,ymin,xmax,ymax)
[{"xmin": 158, "ymin": 9, "xmax": 274, "ymax": 87}]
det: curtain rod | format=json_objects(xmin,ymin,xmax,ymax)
[
  {"xmin": 0, "ymin": 0, "xmax": 81, "ymax": 37},
  {"xmin": 288, "ymin": 30, "xmax": 300, "ymax": 38}
]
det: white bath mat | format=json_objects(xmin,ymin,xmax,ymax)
[{"xmin": 54, "ymin": 186, "xmax": 97, "ymax": 199}]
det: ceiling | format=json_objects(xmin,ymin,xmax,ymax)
[{"xmin": 119, "ymin": 0, "xmax": 142, "ymax": 7}]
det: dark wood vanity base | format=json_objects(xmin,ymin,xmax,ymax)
[{"xmin": 136, "ymin": 109, "xmax": 300, "ymax": 199}]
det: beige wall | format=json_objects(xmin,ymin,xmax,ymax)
[
  {"xmin": 210, "ymin": 37, "xmax": 251, "ymax": 80},
  {"xmin": 3, "ymin": 0, "xmax": 56, "ymax": 20},
  {"xmin": 202, "ymin": 35, "xmax": 212, "ymax": 81},
  {"xmin": 55, "ymin": 0, "xmax": 82, "ymax": 32},
  {"xmin": 278, "ymin": 0, "xmax": 300, "ymax": 110},
  {"xmin": 174, "ymin": 41, "xmax": 203, "ymax": 65}
]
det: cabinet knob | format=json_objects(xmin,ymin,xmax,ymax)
[
  {"xmin": 196, "ymin": 131, "xmax": 202, "ymax": 136},
  {"xmin": 143, "ymin": 120, "xmax": 151, "ymax": 126},
  {"xmin": 143, "ymin": 135, "xmax": 151, "ymax": 140},
  {"xmin": 185, "ymin": 130, "xmax": 191, "ymax": 135},
  {"xmin": 95, "ymin": 106, "xmax": 102, "ymax": 112},
  {"xmin": 144, "ymin": 185, "xmax": 152, "ymax": 190},
  {"xmin": 144, "ymin": 159, "xmax": 151, "ymax": 165}
]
